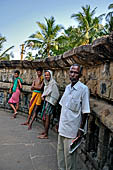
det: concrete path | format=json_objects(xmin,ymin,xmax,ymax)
[{"xmin": 0, "ymin": 110, "xmax": 58, "ymax": 170}]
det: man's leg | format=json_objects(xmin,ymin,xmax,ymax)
[
  {"xmin": 37, "ymin": 119, "xmax": 45, "ymax": 137},
  {"xmin": 45, "ymin": 114, "xmax": 51, "ymax": 135},
  {"xmin": 21, "ymin": 99, "xmax": 36, "ymax": 125},
  {"xmin": 21, "ymin": 114, "xmax": 31, "ymax": 125},
  {"xmin": 57, "ymin": 135, "xmax": 66, "ymax": 170},
  {"xmin": 11, "ymin": 103, "xmax": 19, "ymax": 118},
  {"xmin": 9, "ymin": 103, "xmax": 18, "ymax": 118},
  {"xmin": 21, "ymin": 92, "xmax": 38, "ymax": 125},
  {"xmin": 9, "ymin": 103, "xmax": 16, "ymax": 113},
  {"xmin": 41, "ymin": 119, "xmax": 46, "ymax": 134},
  {"xmin": 64, "ymin": 138, "xmax": 77, "ymax": 170},
  {"xmin": 38, "ymin": 114, "xmax": 50, "ymax": 138},
  {"xmin": 28, "ymin": 105, "xmax": 41, "ymax": 130},
  {"xmin": 16, "ymin": 103, "xmax": 19, "ymax": 112}
]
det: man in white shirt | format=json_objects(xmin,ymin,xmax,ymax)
[{"xmin": 57, "ymin": 64, "xmax": 90, "ymax": 170}]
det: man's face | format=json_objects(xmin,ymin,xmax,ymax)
[
  {"xmin": 69, "ymin": 66, "xmax": 80, "ymax": 84},
  {"xmin": 45, "ymin": 71, "xmax": 51, "ymax": 81},
  {"xmin": 36, "ymin": 71, "xmax": 42, "ymax": 77},
  {"xmin": 14, "ymin": 73, "xmax": 19, "ymax": 78}
]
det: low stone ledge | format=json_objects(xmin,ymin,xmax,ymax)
[{"xmin": 90, "ymin": 98, "xmax": 113, "ymax": 133}]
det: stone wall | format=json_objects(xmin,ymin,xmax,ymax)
[{"xmin": 0, "ymin": 32, "xmax": 113, "ymax": 170}]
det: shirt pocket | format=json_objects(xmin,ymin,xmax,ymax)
[{"xmin": 66, "ymin": 98, "xmax": 81, "ymax": 112}]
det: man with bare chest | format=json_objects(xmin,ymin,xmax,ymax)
[{"xmin": 21, "ymin": 67, "xmax": 44, "ymax": 129}]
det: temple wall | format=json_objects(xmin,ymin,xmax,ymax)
[{"xmin": 0, "ymin": 32, "xmax": 113, "ymax": 170}]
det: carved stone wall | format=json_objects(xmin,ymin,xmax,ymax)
[{"xmin": 0, "ymin": 32, "xmax": 113, "ymax": 170}]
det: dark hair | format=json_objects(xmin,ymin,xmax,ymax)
[
  {"xmin": 71, "ymin": 64, "xmax": 83, "ymax": 76},
  {"xmin": 14, "ymin": 70, "xmax": 20, "ymax": 75},
  {"xmin": 44, "ymin": 70, "xmax": 50, "ymax": 73},
  {"xmin": 36, "ymin": 67, "xmax": 43, "ymax": 72}
]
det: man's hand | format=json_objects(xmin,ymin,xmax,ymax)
[
  {"xmin": 31, "ymin": 86, "xmax": 35, "ymax": 90},
  {"xmin": 41, "ymin": 96, "xmax": 44, "ymax": 100},
  {"xmin": 9, "ymin": 89, "xmax": 12, "ymax": 94}
]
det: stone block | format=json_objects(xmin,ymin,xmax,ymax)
[{"xmin": 0, "ymin": 91, "xmax": 4, "ymax": 104}]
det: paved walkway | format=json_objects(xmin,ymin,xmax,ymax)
[{"xmin": 0, "ymin": 110, "xmax": 58, "ymax": 170}]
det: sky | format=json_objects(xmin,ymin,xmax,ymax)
[{"xmin": 0, "ymin": 0, "xmax": 113, "ymax": 60}]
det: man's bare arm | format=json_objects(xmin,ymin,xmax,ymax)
[
  {"xmin": 18, "ymin": 79, "xmax": 22, "ymax": 89},
  {"xmin": 31, "ymin": 81, "xmax": 35, "ymax": 90},
  {"xmin": 77, "ymin": 113, "xmax": 88, "ymax": 137}
]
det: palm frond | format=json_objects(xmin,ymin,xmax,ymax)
[
  {"xmin": 0, "ymin": 46, "xmax": 14, "ymax": 59},
  {"xmin": 108, "ymin": 4, "xmax": 113, "ymax": 10},
  {"xmin": 30, "ymin": 32, "xmax": 44, "ymax": 40}
]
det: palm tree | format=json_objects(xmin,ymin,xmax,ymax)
[
  {"xmin": 25, "ymin": 16, "xmax": 63, "ymax": 58},
  {"xmin": 105, "ymin": 3, "xmax": 113, "ymax": 33},
  {"xmin": 0, "ymin": 34, "xmax": 14, "ymax": 60},
  {"xmin": 71, "ymin": 5, "xmax": 105, "ymax": 44}
]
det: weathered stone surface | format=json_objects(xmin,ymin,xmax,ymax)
[{"xmin": 90, "ymin": 98, "xmax": 113, "ymax": 133}]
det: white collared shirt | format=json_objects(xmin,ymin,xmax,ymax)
[{"xmin": 58, "ymin": 81, "xmax": 90, "ymax": 138}]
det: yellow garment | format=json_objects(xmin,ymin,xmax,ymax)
[
  {"xmin": 29, "ymin": 91, "xmax": 42, "ymax": 115},
  {"xmin": 40, "ymin": 75, "xmax": 43, "ymax": 82},
  {"xmin": 29, "ymin": 75, "xmax": 43, "ymax": 115}
]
